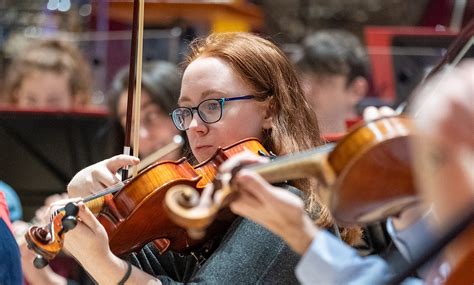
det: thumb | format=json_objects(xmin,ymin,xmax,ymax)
[
  {"xmin": 105, "ymin": 155, "xmax": 140, "ymax": 173},
  {"xmin": 76, "ymin": 203, "xmax": 105, "ymax": 234}
]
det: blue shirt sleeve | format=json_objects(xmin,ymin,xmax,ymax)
[
  {"xmin": 386, "ymin": 210, "xmax": 435, "ymax": 278},
  {"xmin": 296, "ymin": 230, "xmax": 390, "ymax": 284},
  {"xmin": 296, "ymin": 231, "xmax": 424, "ymax": 285}
]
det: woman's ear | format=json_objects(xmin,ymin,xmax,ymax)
[
  {"xmin": 347, "ymin": 76, "xmax": 368, "ymax": 106},
  {"xmin": 261, "ymin": 102, "xmax": 273, "ymax": 130}
]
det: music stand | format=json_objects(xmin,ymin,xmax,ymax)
[{"xmin": 0, "ymin": 108, "xmax": 118, "ymax": 220}]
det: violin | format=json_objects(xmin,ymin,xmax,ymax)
[
  {"xmin": 25, "ymin": 138, "xmax": 269, "ymax": 267},
  {"xmin": 165, "ymin": 115, "xmax": 418, "ymax": 236},
  {"xmin": 327, "ymin": 115, "xmax": 416, "ymax": 225}
]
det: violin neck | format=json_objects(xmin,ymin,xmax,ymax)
[
  {"xmin": 249, "ymin": 144, "xmax": 336, "ymax": 187},
  {"xmin": 84, "ymin": 196, "xmax": 107, "ymax": 214}
]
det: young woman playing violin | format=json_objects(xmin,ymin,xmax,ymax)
[{"xmin": 63, "ymin": 32, "xmax": 361, "ymax": 284}]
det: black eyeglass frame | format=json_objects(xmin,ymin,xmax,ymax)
[{"xmin": 170, "ymin": 95, "xmax": 256, "ymax": 131}]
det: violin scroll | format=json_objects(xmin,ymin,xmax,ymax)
[
  {"xmin": 165, "ymin": 171, "xmax": 237, "ymax": 240},
  {"xmin": 165, "ymin": 184, "xmax": 218, "ymax": 240},
  {"xmin": 25, "ymin": 203, "xmax": 79, "ymax": 269}
]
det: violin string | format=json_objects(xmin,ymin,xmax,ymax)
[
  {"xmin": 53, "ymin": 180, "xmax": 129, "ymax": 214},
  {"xmin": 82, "ymin": 180, "xmax": 128, "ymax": 203},
  {"xmin": 401, "ymin": 35, "xmax": 473, "ymax": 114}
]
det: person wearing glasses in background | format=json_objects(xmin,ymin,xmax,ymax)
[
  {"xmin": 61, "ymin": 32, "xmax": 361, "ymax": 284},
  {"xmin": 106, "ymin": 60, "xmax": 183, "ymax": 161}
]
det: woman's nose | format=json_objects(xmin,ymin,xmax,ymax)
[{"xmin": 188, "ymin": 112, "xmax": 208, "ymax": 134}]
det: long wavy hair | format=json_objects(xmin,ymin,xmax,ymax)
[{"xmin": 184, "ymin": 32, "xmax": 361, "ymax": 245}]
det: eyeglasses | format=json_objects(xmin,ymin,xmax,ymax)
[{"xmin": 170, "ymin": 95, "xmax": 256, "ymax": 131}]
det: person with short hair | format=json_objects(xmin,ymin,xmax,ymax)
[{"xmin": 295, "ymin": 30, "xmax": 370, "ymax": 135}]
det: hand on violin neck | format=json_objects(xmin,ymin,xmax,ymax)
[
  {"xmin": 63, "ymin": 202, "xmax": 162, "ymax": 284},
  {"xmin": 219, "ymin": 150, "xmax": 319, "ymax": 253},
  {"xmin": 67, "ymin": 155, "xmax": 140, "ymax": 198},
  {"xmin": 63, "ymin": 203, "xmax": 112, "ymax": 269},
  {"xmin": 219, "ymin": 149, "xmax": 269, "ymax": 176}
]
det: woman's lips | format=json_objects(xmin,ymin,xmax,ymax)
[{"xmin": 195, "ymin": 145, "xmax": 213, "ymax": 150}]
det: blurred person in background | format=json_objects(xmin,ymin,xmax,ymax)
[
  {"xmin": 2, "ymin": 38, "xmax": 92, "ymax": 110},
  {"xmin": 1, "ymin": 38, "xmax": 93, "ymax": 285},
  {"xmin": 294, "ymin": 30, "xmax": 398, "ymax": 264},
  {"xmin": 106, "ymin": 60, "xmax": 183, "ymax": 160},
  {"xmin": 295, "ymin": 29, "xmax": 370, "ymax": 136},
  {"xmin": 410, "ymin": 60, "xmax": 474, "ymax": 283}
]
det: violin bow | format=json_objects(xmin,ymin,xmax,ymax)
[
  {"xmin": 425, "ymin": 19, "xmax": 473, "ymax": 79},
  {"xmin": 122, "ymin": 0, "xmax": 145, "ymax": 180},
  {"xmin": 397, "ymin": 19, "xmax": 473, "ymax": 115}
]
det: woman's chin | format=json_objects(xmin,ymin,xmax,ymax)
[{"xmin": 194, "ymin": 146, "xmax": 216, "ymax": 163}]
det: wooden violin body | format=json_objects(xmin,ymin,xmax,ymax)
[
  {"xmin": 328, "ymin": 115, "xmax": 417, "ymax": 225},
  {"xmin": 99, "ymin": 138, "xmax": 268, "ymax": 255},
  {"xmin": 444, "ymin": 223, "xmax": 474, "ymax": 285},
  {"xmin": 24, "ymin": 138, "xmax": 269, "ymax": 265}
]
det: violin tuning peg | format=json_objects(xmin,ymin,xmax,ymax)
[
  {"xmin": 61, "ymin": 203, "xmax": 79, "ymax": 232},
  {"xmin": 61, "ymin": 216, "xmax": 77, "ymax": 232},
  {"xmin": 33, "ymin": 256, "xmax": 49, "ymax": 269},
  {"xmin": 64, "ymin": 202, "xmax": 79, "ymax": 216}
]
